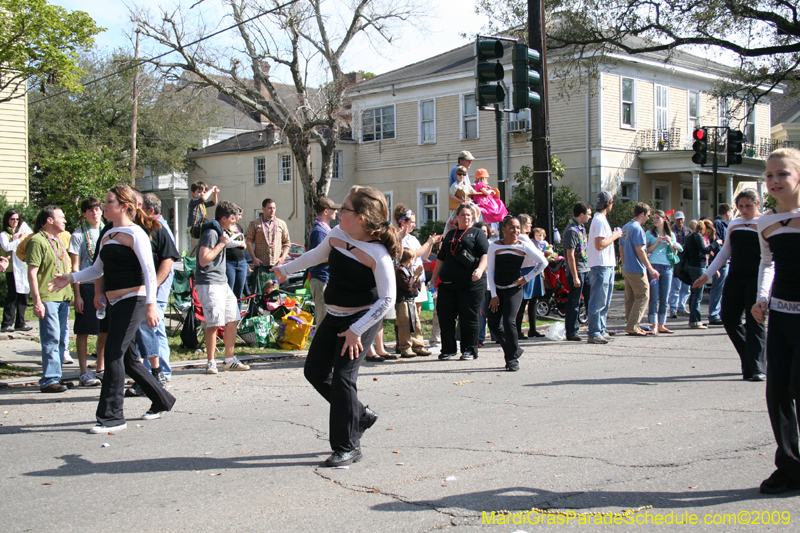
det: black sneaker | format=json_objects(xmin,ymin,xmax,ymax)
[
  {"xmin": 325, "ymin": 447, "xmax": 362, "ymax": 467},
  {"xmin": 0, "ymin": 326, "xmax": 14, "ymax": 333},
  {"xmin": 708, "ymin": 319, "xmax": 724, "ymax": 326},
  {"xmin": 460, "ymin": 352, "xmax": 476, "ymax": 361},
  {"xmin": 760, "ymin": 470, "xmax": 800, "ymax": 494},
  {"xmin": 358, "ymin": 406, "xmax": 378, "ymax": 438},
  {"xmin": 125, "ymin": 383, "xmax": 145, "ymax": 397},
  {"xmin": 14, "ymin": 325, "xmax": 33, "ymax": 332},
  {"xmin": 152, "ymin": 368, "xmax": 168, "ymax": 387},
  {"xmin": 505, "ymin": 361, "xmax": 520, "ymax": 372},
  {"xmin": 438, "ymin": 353, "xmax": 456, "ymax": 360}
]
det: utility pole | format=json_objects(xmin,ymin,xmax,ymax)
[
  {"xmin": 130, "ymin": 29, "xmax": 140, "ymax": 181},
  {"xmin": 528, "ymin": 0, "xmax": 552, "ymax": 238}
]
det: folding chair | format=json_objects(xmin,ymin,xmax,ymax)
[{"xmin": 167, "ymin": 256, "xmax": 197, "ymax": 336}]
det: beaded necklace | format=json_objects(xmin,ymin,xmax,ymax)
[
  {"xmin": 568, "ymin": 218, "xmax": 587, "ymax": 263},
  {"xmin": 80, "ymin": 221, "xmax": 103, "ymax": 265},
  {"xmin": 41, "ymin": 230, "xmax": 68, "ymax": 274},
  {"xmin": 261, "ymin": 216, "xmax": 277, "ymax": 247}
]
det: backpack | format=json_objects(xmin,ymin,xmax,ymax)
[
  {"xmin": 180, "ymin": 304, "xmax": 201, "ymax": 350},
  {"xmin": 188, "ymin": 203, "xmax": 210, "ymax": 239}
]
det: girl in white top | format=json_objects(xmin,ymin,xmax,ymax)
[
  {"xmin": 750, "ymin": 148, "xmax": 800, "ymax": 494},
  {"xmin": 50, "ymin": 185, "xmax": 174, "ymax": 434},
  {"xmin": 1, "ymin": 210, "xmax": 31, "ymax": 331},
  {"xmin": 272, "ymin": 185, "xmax": 400, "ymax": 468},
  {"xmin": 487, "ymin": 216, "xmax": 547, "ymax": 371}
]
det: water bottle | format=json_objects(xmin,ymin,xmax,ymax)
[{"xmin": 96, "ymin": 298, "xmax": 106, "ymax": 320}]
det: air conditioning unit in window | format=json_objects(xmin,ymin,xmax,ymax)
[{"xmin": 508, "ymin": 119, "xmax": 530, "ymax": 132}]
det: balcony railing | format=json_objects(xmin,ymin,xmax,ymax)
[
  {"xmin": 635, "ymin": 128, "xmax": 682, "ymax": 151},
  {"xmin": 136, "ymin": 174, "xmax": 188, "ymax": 192}
]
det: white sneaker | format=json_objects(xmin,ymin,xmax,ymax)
[
  {"xmin": 205, "ymin": 361, "xmax": 218, "ymax": 374},
  {"xmin": 79, "ymin": 371, "xmax": 101, "ymax": 387},
  {"xmin": 62, "ymin": 352, "xmax": 74, "ymax": 364},
  {"xmin": 95, "ymin": 370, "xmax": 104, "ymax": 381},
  {"xmin": 142, "ymin": 411, "xmax": 161, "ymax": 420},
  {"xmin": 89, "ymin": 423, "xmax": 127, "ymax": 434},
  {"xmin": 223, "ymin": 358, "xmax": 250, "ymax": 371}
]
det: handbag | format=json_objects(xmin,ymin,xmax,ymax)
[
  {"xmin": 276, "ymin": 310, "xmax": 315, "ymax": 351},
  {"xmin": 451, "ymin": 227, "xmax": 479, "ymax": 269},
  {"xmin": 675, "ymin": 252, "xmax": 692, "ymax": 286},
  {"xmin": 666, "ymin": 247, "xmax": 680, "ymax": 266}
]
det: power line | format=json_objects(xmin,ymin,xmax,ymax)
[{"xmin": 29, "ymin": 0, "xmax": 301, "ymax": 105}]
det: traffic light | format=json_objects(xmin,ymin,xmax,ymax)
[
  {"xmin": 692, "ymin": 128, "xmax": 707, "ymax": 165},
  {"xmin": 727, "ymin": 129, "xmax": 744, "ymax": 165},
  {"xmin": 474, "ymin": 37, "xmax": 505, "ymax": 107},
  {"xmin": 511, "ymin": 43, "xmax": 541, "ymax": 112}
]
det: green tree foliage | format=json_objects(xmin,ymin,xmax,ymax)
[
  {"xmin": 0, "ymin": 0, "xmax": 101, "ymax": 103},
  {"xmin": 29, "ymin": 50, "xmax": 221, "ymax": 194},
  {"xmin": 32, "ymin": 149, "xmax": 125, "ymax": 228},
  {"xmin": 475, "ymin": 0, "xmax": 800, "ymax": 100}
]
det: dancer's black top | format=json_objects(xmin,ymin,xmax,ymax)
[
  {"xmin": 705, "ymin": 217, "xmax": 761, "ymax": 280},
  {"xmin": 757, "ymin": 208, "xmax": 800, "ymax": 305},
  {"xmin": 486, "ymin": 241, "xmax": 547, "ymax": 298}
]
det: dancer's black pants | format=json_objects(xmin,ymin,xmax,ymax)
[
  {"xmin": 3, "ymin": 270, "xmax": 28, "ymax": 329},
  {"xmin": 97, "ymin": 296, "xmax": 175, "ymax": 426},
  {"xmin": 488, "ymin": 287, "xmax": 524, "ymax": 364},
  {"xmin": 766, "ymin": 310, "xmax": 800, "ymax": 481},
  {"xmin": 720, "ymin": 276, "xmax": 766, "ymax": 378},
  {"xmin": 304, "ymin": 311, "xmax": 382, "ymax": 452}
]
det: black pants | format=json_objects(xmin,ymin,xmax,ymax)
[
  {"xmin": 516, "ymin": 297, "xmax": 537, "ymax": 335},
  {"xmin": 566, "ymin": 271, "xmax": 591, "ymax": 338},
  {"xmin": 437, "ymin": 280, "xmax": 484, "ymax": 356},
  {"xmin": 97, "ymin": 296, "xmax": 175, "ymax": 426},
  {"xmin": 766, "ymin": 310, "xmax": 800, "ymax": 481},
  {"xmin": 488, "ymin": 287, "xmax": 524, "ymax": 363},
  {"xmin": 3, "ymin": 270, "xmax": 28, "ymax": 329},
  {"xmin": 721, "ymin": 276, "xmax": 766, "ymax": 378},
  {"xmin": 304, "ymin": 311, "xmax": 382, "ymax": 453}
]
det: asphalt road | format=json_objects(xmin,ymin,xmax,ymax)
[{"xmin": 1, "ymin": 300, "xmax": 797, "ymax": 532}]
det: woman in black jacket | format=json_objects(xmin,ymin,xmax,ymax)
[
  {"xmin": 430, "ymin": 204, "xmax": 490, "ymax": 361},
  {"xmin": 684, "ymin": 220, "xmax": 715, "ymax": 329}
]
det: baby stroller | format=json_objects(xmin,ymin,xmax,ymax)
[{"xmin": 538, "ymin": 258, "xmax": 587, "ymax": 323}]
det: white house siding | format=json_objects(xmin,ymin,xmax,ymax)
[{"xmin": 0, "ymin": 85, "xmax": 28, "ymax": 204}]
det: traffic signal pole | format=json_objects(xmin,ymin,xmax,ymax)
[
  {"xmin": 496, "ymin": 107, "xmax": 506, "ymax": 204},
  {"xmin": 528, "ymin": 0, "xmax": 552, "ymax": 240}
]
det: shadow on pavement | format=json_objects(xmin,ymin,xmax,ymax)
[
  {"xmin": 524, "ymin": 372, "xmax": 743, "ymax": 387},
  {"xmin": 23, "ymin": 452, "xmax": 326, "ymax": 476},
  {"xmin": 370, "ymin": 485, "xmax": 769, "ymax": 514}
]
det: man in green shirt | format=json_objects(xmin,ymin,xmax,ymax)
[{"xmin": 27, "ymin": 206, "xmax": 73, "ymax": 393}]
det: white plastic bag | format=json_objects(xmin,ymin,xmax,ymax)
[{"xmin": 544, "ymin": 321, "xmax": 566, "ymax": 341}]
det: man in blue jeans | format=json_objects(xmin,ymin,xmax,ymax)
[
  {"xmin": 668, "ymin": 211, "xmax": 691, "ymax": 317},
  {"xmin": 564, "ymin": 201, "xmax": 592, "ymax": 341},
  {"xmin": 586, "ymin": 192, "xmax": 623, "ymax": 344},
  {"xmin": 708, "ymin": 204, "xmax": 732, "ymax": 325},
  {"xmin": 27, "ymin": 206, "xmax": 73, "ymax": 393}
]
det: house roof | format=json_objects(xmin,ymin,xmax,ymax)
[
  {"xmin": 187, "ymin": 129, "xmax": 355, "ymax": 158},
  {"xmin": 351, "ymin": 36, "xmax": 737, "ymax": 94},
  {"xmin": 770, "ymin": 81, "xmax": 800, "ymax": 125}
]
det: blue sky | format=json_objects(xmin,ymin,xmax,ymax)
[{"xmin": 50, "ymin": 0, "xmax": 487, "ymax": 80}]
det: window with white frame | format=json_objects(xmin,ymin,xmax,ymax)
[
  {"xmin": 718, "ymin": 97, "xmax": 731, "ymax": 128},
  {"xmin": 621, "ymin": 78, "xmax": 635, "ymax": 128},
  {"xmin": 462, "ymin": 93, "xmax": 478, "ymax": 140},
  {"xmin": 688, "ymin": 91, "xmax": 700, "ymax": 132},
  {"xmin": 419, "ymin": 99, "xmax": 436, "ymax": 144},
  {"xmin": 655, "ymin": 85, "xmax": 669, "ymax": 140},
  {"xmin": 619, "ymin": 182, "xmax": 637, "ymax": 203},
  {"xmin": 331, "ymin": 150, "xmax": 343, "ymax": 180},
  {"xmin": 254, "ymin": 156, "xmax": 266, "ymax": 186},
  {"xmin": 653, "ymin": 181, "xmax": 670, "ymax": 211},
  {"xmin": 419, "ymin": 190, "xmax": 439, "ymax": 224},
  {"xmin": 745, "ymin": 101, "xmax": 756, "ymax": 145},
  {"xmin": 279, "ymin": 154, "xmax": 292, "ymax": 183},
  {"xmin": 361, "ymin": 105, "xmax": 395, "ymax": 142},
  {"xmin": 382, "ymin": 191, "xmax": 393, "ymax": 222}
]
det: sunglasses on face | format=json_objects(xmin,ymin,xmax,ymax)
[{"xmin": 340, "ymin": 206, "xmax": 356, "ymax": 213}]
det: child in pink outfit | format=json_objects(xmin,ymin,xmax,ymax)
[{"xmin": 472, "ymin": 169, "xmax": 508, "ymax": 223}]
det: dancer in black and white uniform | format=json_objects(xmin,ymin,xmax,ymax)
[
  {"xmin": 752, "ymin": 148, "xmax": 800, "ymax": 494},
  {"xmin": 692, "ymin": 189, "xmax": 765, "ymax": 381},
  {"xmin": 51, "ymin": 185, "xmax": 175, "ymax": 433},
  {"xmin": 273, "ymin": 186, "xmax": 399, "ymax": 467},
  {"xmin": 487, "ymin": 216, "xmax": 547, "ymax": 371}
]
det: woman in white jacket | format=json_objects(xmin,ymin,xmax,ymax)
[{"xmin": 1, "ymin": 209, "xmax": 32, "ymax": 332}]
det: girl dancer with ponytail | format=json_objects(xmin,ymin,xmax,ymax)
[
  {"xmin": 752, "ymin": 148, "xmax": 800, "ymax": 494},
  {"xmin": 51, "ymin": 185, "xmax": 175, "ymax": 433},
  {"xmin": 273, "ymin": 186, "xmax": 400, "ymax": 467},
  {"xmin": 692, "ymin": 189, "xmax": 765, "ymax": 381}
]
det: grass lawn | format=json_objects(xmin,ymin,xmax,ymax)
[{"xmin": 0, "ymin": 362, "xmax": 41, "ymax": 380}]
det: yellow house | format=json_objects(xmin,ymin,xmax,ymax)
[{"xmin": 0, "ymin": 83, "xmax": 29, "ymax": 203}]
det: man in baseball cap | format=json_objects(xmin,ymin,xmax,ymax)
[
  {"xmin": 595, "ymin": 190, "xmax": 613, "ymax": 212},
  {"xmin": 587, "ymin": 190, "xmax": 623, "ymax": 344},
  {"xmin": 668, "ymin": 211, "xmax": 691, "ymax": 318},
  {"xmin": 449, "ymin": 151, "xmax": 476, "ymax": 188}
]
